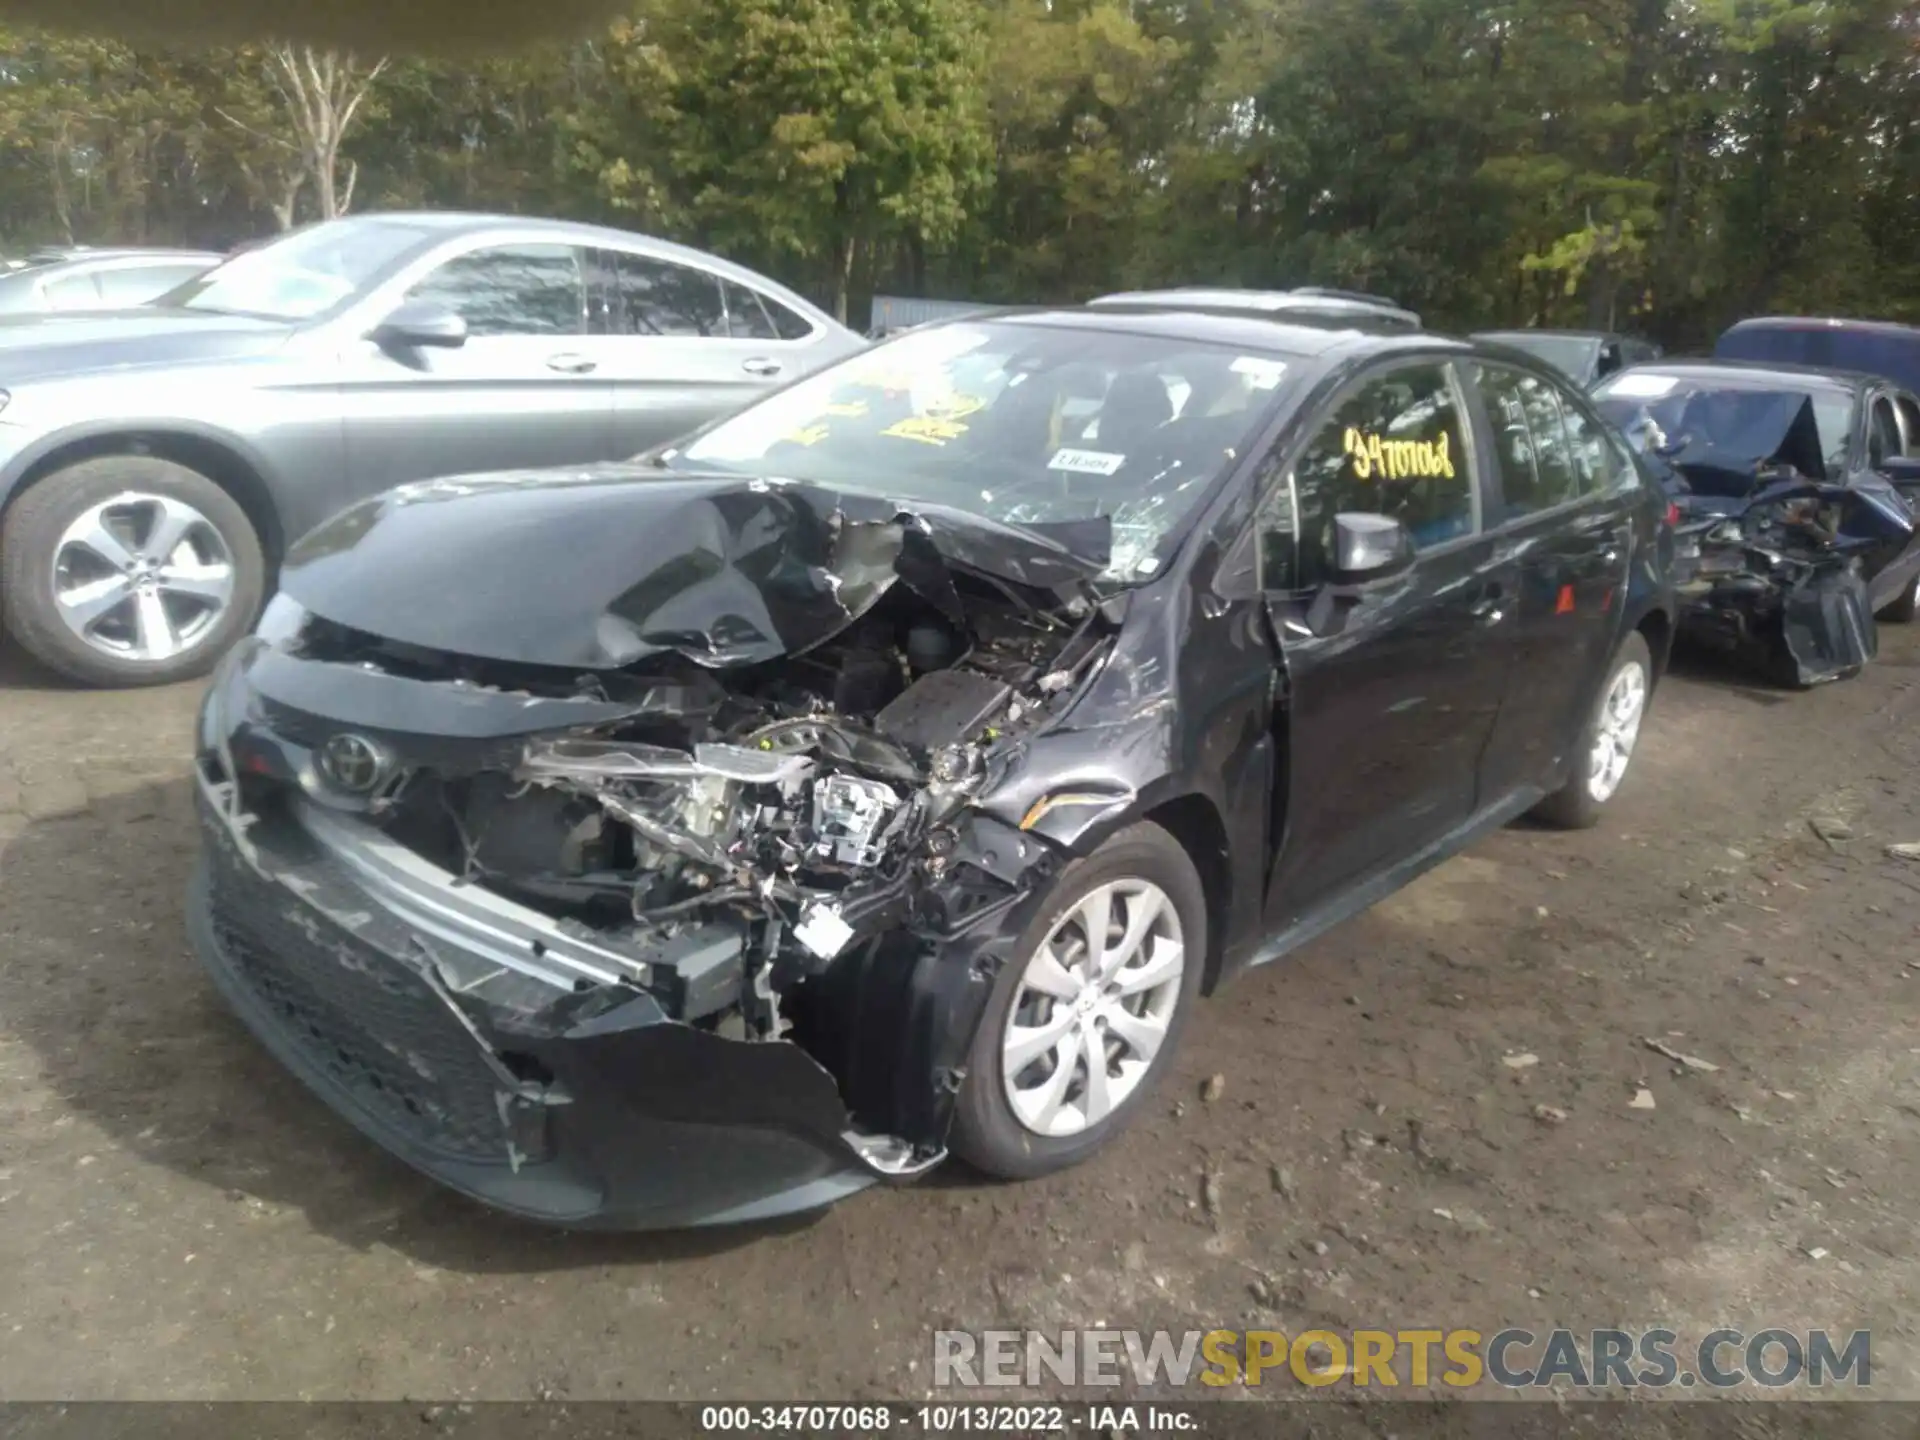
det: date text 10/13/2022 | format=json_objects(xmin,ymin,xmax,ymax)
[{"xmin": 698, "ymin": 1406, "xmax": 1196, "ymax": 1433}]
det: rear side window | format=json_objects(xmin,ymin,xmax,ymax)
[
  {"xmin": 765, "ymin": 296, "xmax": 814, "ymax": 340},
  {"xmin": 722, "ymin": 280, "xmax": 779, "ymax": 340},
  {"xmin": 591, "ymin": 250, "xmax": 725, "ymax": 337},
  {"xmin": 1282, "ymin": 362, "xmax": 1476, "ymax": 587},
  {"xmin": 1474, "ymin": 364, "xmax": 1589, "ymax": 516}
]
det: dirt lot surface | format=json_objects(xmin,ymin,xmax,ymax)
[{"xmin": 1, "ymin": 630, "xmax": 1917, "ymax": 1408}]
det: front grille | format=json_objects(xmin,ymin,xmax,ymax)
[
  {"xmin": 254, "ymin": 698, "xmax": 335, "ymax": 751},
  {"xmin": 209, "ymin": 883, "xmax": 510, "ymax": 1163}
]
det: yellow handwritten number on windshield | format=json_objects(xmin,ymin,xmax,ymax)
[{"xmin": 881, "ymin": 416, "xmax": 971, "ymax": 447}]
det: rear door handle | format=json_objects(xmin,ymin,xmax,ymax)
[
  {"xmin": 1469, "ymin": 580, "xmax": 1506, "ymax": 625},
  {"xmin": 742, "ymin": 357, "xmax": 783, "ymax": 377},
  {"xmin": 545, "ymin": 353, "xmax": 598, "ymax": 374}
]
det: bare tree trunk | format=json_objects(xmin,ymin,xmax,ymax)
[
  {"xmin": 47, "ymin": 118, "xmax": 75, "ymax": 243},
  {"xmin": 264, "ymin": 43, "xmax": 387, "ymax": 221}
]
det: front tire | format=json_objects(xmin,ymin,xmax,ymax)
[
  {"xmin": 2, "ymin": 456, "xmax": 265, "ymax": 687},
  {"xmin": 950, "ymin": 821, "xmax": 1207, "ymax": 1180},
  {"xmin": 1877, "ymin": 567, "xmax": 1920, "ymax": 624},
  {"xmin": 1531, "ymin": 630, "xmax": 1652, "ymax": 830}
]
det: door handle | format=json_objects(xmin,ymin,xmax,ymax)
[
  {"xmin": 742, "ymin": 357, "xmax": 783, "ymax": 377},
  {"xmin": 545, "ymin": 353, "xmax": 597, "ymax": 374},
  {"xmin": 1469, "ymin": 581, "xmax": 1505, "ymax": 626}
]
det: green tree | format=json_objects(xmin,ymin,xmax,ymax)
[{"xmin": 583, "ymin": 0, "xmax": 993, "ymax": 321}]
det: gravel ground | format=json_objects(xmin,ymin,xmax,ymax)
[{"xmin": 1, "ymin": 630, "xmax": 1917, "ymax": 1406}]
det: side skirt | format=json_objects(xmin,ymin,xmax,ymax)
[{"xmin": 1243, "ymin": 785, "xmax": 1547, "ymax": 971}]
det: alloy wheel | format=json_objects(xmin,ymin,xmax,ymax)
[
  {"xmin": 1001, "ymin": 879, "xmax": 1186, "ymax": 1138},
  {"xmin": 1587, "ymin": 659, "xmax": 1647, "ymax": 803},
  {"xmin": 50, "ymin": 491, "xmax": 236, "ymax": 663}
]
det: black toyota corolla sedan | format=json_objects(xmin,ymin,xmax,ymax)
[{"xmin": 189, "ymin": 299, "xmax": 1676, "ymax": 1228}]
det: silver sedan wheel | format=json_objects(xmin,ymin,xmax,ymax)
[
  {"xmin": 1001, "ymin": 879, "xmax": 1186, "ymax": 1138},
  {"xmin": 1587, "ymin": 658, "xmax": 1648, "ymax": 803},
  {"xmin": 50, "ymin": 492, "xmax": 236, "ymax": 663}
]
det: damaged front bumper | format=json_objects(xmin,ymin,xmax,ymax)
[
  {"xmin": 191, "ymin": 778, "xmax": 901, "ymax": 1228},
  {"xmin": 184, "ymin": 636, "xmax": 1051, "ymax": 1228}
]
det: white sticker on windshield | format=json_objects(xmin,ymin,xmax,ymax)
[
  {"xmin": 1230, "ymin": 356, "xmax": 1289, "ymax": 389},
  {"xmin": 1048, "ymin": 447, "xmax": 1127, "ymax": 476},
  {"xmin": 1607, "ymin": 373, "xmax": 1678, "ymax": 398}
]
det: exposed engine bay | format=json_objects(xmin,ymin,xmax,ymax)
[
  {"xmin": 1621, "ymin": 397, "xmax": 1911, "ymax": 685},
  {"xmin": 191, "ymin": 473, "xmax": 1151, "ymax": 1215},
  {"xmin": 277, "ymin": 565, "xmax": 1112, "ymax": 1046},
  {"xmin": 1670, "ymin": 470, "xmax": 1879, "ymax": 684}
]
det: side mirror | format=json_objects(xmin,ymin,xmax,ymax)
[
  {"xmin": 368, "ymin": 300, "xmax": 467, "ymax": 351},
  {"xmin": 1879, "ymin": 455, "xmax": 1920, "ymax": 489},
  {"xmin": 1331, "ymin": 512, "xmax": 1415, "ymax": 584}
]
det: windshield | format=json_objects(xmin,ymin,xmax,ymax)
[
  {"xmin": 1594, "ymin": 373, "xmax": 1856, "ymax": 480},
  {"xmin": 159, "ymin": 219, "xmax": 436, "ymax": 322},
  {"xmin": 0, "ymin": 267, "xmax": 48, "ymax": 313},
  {"xmin": 1485, "ymin": 333, "xmax": 1600, "ymax": 381},
  {"xmin": 670, "ymin": 320, "xmax": 1297, "ymax": 581}
]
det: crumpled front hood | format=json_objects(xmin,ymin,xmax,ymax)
[
  {"xmin": 0, "ymin": 308, "xmax": 291, "ymax": 384},
  {"xmin": 279, "ymin": 467, "xmax": 1111, "ymax": 671},
  {"xmin": 1665, "ymin": 390, "xmax": 1830, "ymax": 498}
]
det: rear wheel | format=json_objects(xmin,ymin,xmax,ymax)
[
  {"xmin": 1, "ymin": 455, "xmax": 265, "ymax": 687},
  {"xmin": 1531, "ymin": 631, "xmax": 1652, "ymax": 830},
  {"xmin": 950, "ymin": 821, "xmax": 1206, "ymax": 1180}
]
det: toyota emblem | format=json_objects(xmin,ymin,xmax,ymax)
[{"xmin": 318, "ymin": 733, "xmax": 388, "ymax": 794}]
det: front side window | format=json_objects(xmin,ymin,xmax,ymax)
[
  {"xmin": 1895, "ymin": 395, "xmax": 1920, "ymax": 452},
  {"xmin": 407, "ymin": 243, "xmax": 584, "ymax": 338},
  {"xmin": 673, "ymin": 320, "xmax": 1298, "ymax": 582},
  {"xmin": 1283, "ymin": 362, "xmax": 1475, "ymax": 587},
  {"xmin": 1869, "ymin": 396, "xmax": 1904, "ymax": 467}
]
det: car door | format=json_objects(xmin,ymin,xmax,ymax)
[
  {"xmin": 577, "ymin": 248, "xmax": 819, "ymax": 456},
  {"xmin": 1857, "ymin": 388, "xmax": 1920, "ymax": 607},
  {"xmin": 339, "ymin": 240, "xmax": 613, "ymax": 496},
  {"xmin": 1258, "ymin": 358, "xmax": 1519, "ymax": 929},
  {"xmin": 1468, "ymin": 362, "xmax": 1633, "ymax": 802}
]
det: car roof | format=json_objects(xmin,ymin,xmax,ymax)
[
  {"xmin": 1089, "ymin": 286, "xmax": 1421, "ymax": 330},
  {"xmin": 25, "ymin": 245, "xmax": 216, "ymax": 260},
  {"xmin": 1473, "ymin": 328, "xmax": 1639, "ymax": 344},
  {"xmin": 41, "ymin": 250, "xmax": 222, "ymax": 267},
  {"xmin": 987, "ymin": 305, "xmax": 1467, "ymax": 363},
  {"xmin": 1723, "ymin": 315, "xmax": 1920, "ymax": 339},
  {"xmin": 1600, "ymin": 359, "xmax": 1874, "ymax": 397}
]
